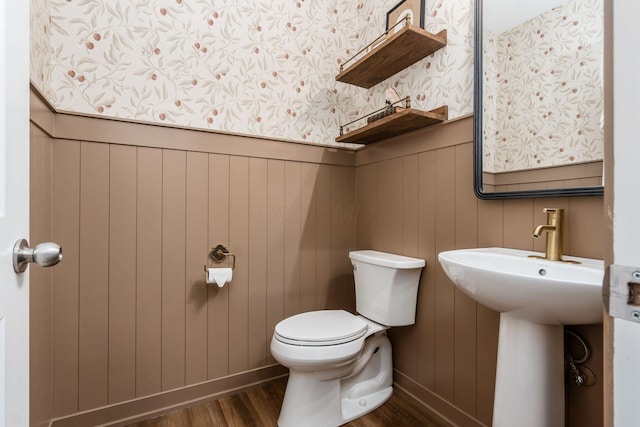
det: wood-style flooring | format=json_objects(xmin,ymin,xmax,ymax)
[{"xmin": 126, "ymin": 377, "xmax": 447, "ymax": 426}]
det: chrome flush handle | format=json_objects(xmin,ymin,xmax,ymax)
[{"xmin": 13, "ymin": 239, "xmax": 63, "ymax": 273}]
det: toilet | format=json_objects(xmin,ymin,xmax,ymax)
[{"xmin": 270, "ymin": 250, "xmax": 425, "ymax": 427}]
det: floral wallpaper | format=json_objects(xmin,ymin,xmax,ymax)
[
  {"xmin": 482, "ymin": 29, "xmax": 498, "ymax": 174},
  {"xmin": 31, "ymin": 0, "xmax": 52, "ymax": 95},
  {"xmin": 365, "ymin": 0, "xmax": 474, "ymax": 131},
  {"xmin": 30, "ymin": 0, "xmax": 473, "ymax": 148},
  {"xmin": 483, "ymin": 0, "xmax": 604, "ymax": 172}
]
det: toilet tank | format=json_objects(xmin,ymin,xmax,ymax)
[{"xmin": 349, "ymin": 250, "xmax": 425, "ymax": 326}]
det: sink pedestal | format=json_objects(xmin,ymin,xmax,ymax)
[
  {"xmin": 494, "ymin": 314, "xmax": 564, "ymax": 427},
  {"xmin": 437, "ymin": 248, "xmax": 604, "ymax": 427}
]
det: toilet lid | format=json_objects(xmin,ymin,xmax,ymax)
[{"xmin": 274, "ymin": 310, "xmax": 368, "ymax": 346}]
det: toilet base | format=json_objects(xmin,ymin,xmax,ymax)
[
  {"xmin": 277, "ymin": 333, "xmax": 393, "ymax": 427},
  {"xmin": 341, "ymin": 386, "xmax": 392, "ymax": 424}
]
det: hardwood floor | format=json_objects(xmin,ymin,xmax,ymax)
[{"xmin": 126, "ymin": 378, "xmax": 448, "ymax": 426}]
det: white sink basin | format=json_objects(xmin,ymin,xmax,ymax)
[
  {"xmin": 438, "ymin": 247, "xmax": 604, "ymax": 325},
  {"xmin": 437, "ymin": 247, "xmax": 605, "ymax": 427}
]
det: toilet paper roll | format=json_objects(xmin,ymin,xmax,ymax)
[{"xmin": 206, "ymin": 267, "xmax": 233, "ymax": 288}]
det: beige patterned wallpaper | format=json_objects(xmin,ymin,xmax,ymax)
[
  {"xmin": 482, "ymin": 30, "xmax": 498, "ymax": 173},
  {"xmin": 31, "ymin": 0, "xmax": 51, "ymax": 96},
  {"xmin": 483, "ymin": 0, "xmax": 604, "ymax": 172},
  {"xmin": 30, "ymin": 0, "xmax": 473, "ymax": 148}
]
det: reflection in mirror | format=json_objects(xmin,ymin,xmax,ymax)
[{"xmin": 474, "ymin": 0, "xmax": 604, "ymax": 198}]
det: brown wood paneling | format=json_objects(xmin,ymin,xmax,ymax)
[
  {"xmin": 30, "ymin": 125, "xmax": 53, "ymax": 427},
  {"xmin": 395, "ymin": 371, "xmax": 484, "ymax": 427},
  {"xmin": 367, "ymin": 164, "xmax": 380, "ymax": 250},
  {"xmin": 391, "ymin": 155, "xmax": 420, "ymax": 379},
  {"xmin": 266, "ymin": 160, "xmax": 285, "ymax": 364},
  {"xmin": 40, "ymin": 105, "xmax": 605, "ymax": 426},
  {"xmin": 355, "ymin": 163, "xmax": 378, "ymax": 250},
  {"xmin": 354, "ymin": 116, "xmax": 472, "ymax": 167},
  {"xmin": 433, "ymin": 146, "xmax": 456, "ymax": 403},
  {"xmin": 136, "ymin": 147, "xmax": 163, "ymax": 396},
  {"xmin": 566, "ymin": 324, "xmax": 603, "ymax": 427},
  {"xmin": 51, "ymin": 140, "xmax": 81, "ymax": 417},
  {"xmin": 108, "ymin": 144, "xmax": 137, "ymax": 403},
  {"xmin": 329, "ymin": 166, "xmax": 355, "ymax": 310},
  {"xmin": 228, "ymin": 156, "xmax": 250, "ymax": 374},
  {"xmin": 568, "ymin": 197, "xmax": 605, "ymax": 259},
  {"xmin": 417, "ymin": 151, "xmax": 437, "ymax": 390},
  {"xmin": 207, "ymin": 154, "xmax": 230, "ymax": 379},
  {"xmin": 315, "ymin": 165, "xmax": 332, "ymax": 309},
  {"xmin": 376, "ymin": 158, "xmax": 403, "ymax": 255},
  {"xmin": 284, "ymin": 162, "xmax": 302, "ymax": 318},
  {"xmin": 327, "ymin": 165, "xmax": 344, "ymax": 310},
  {"xmin": 30, "ymin": 88, "xmax": 55, "ymax": 135},
  {"xmin": 580, "ymin": 177, "xmax": 602, "ymax": 187},
  {"xmin": 78, "ymin": 142, "xmax": 110, "ymax": 411},
  {"xmin": 248, "ymin": 158, "xmax": 268, "ymax": 368},
  {"xmin": 503, "ymin": 199, "xmax": 534, "ymax": 250},
  {"xmin": 161, "ymin": 150, "xmax": 187, "ymax": 391},
  {"xmin": 403, "ymin": 155, "xmax": 420, "ymax": 257},
  {"xmin": 453, "ymin": 144, "xmax": 478, "ymax": 249},
  {"xmin": 52, "ymin": 112, "xmax": 355, "ymax": 167},
  {"xmin": 352, "ymin": 128, "xmax": 604, "ymax": 426},
  {"xmin": 487, "ymin": 160, "xmax": 603, "ymax": 189},
  {"xmin": 185, "ymin": 152, "xmax": 209, "ymax": 384},
  {"xmin": 453, "ymin": 143, "xmax": 478, "ymax": 416},
  {"xmin": 477, "ymin": 200, "xmax": 504, "ymax": 248},
  {"xmin": 342, "ymin": 166, "xmax": 357, "ymax": 311},
  {"xmin": 300, "ymin": 163, "xmax": 318, "ymax": 313},
  {"xmin": 355, "ymin": 166, "xmax": 368, "ymax": 249},
  {"xmin": 49, "ymin": 365, "xmax": 287, "ymax": 427}
]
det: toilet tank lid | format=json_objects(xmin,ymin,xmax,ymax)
[{"xmin": 349, "ymin": 250, "xmax": 425, "ymax": 269}]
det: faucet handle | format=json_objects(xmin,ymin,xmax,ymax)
[{"xmin": 543, "ymin": 207, "xmax": 564, "ymax": 219}]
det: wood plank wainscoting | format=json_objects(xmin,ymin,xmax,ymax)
[
  {"xmin": 30, "ymin": 87, "xmax": 604, "ymax": 427},
  {"xmin": 353, "ymin": 118, "xmax": 604, "ymax": 426},
  {"xmin": 29, "ymin": 89, "xmax": 358, "ymax": 427}
]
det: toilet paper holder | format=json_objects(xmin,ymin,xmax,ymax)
[{"xmin": 203, "ymin": 244, "xmax": 236, "ymax": 271}]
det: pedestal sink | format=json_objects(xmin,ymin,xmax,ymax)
[{"xmin": 438, "ymin": 247, "xmax": 604, "ymax": 427}]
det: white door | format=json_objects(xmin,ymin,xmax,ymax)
[
  {"xmin": 606, "ymin": 0, "xmax": 640, "ymax": 425},
  {"xmin": 0, "ymin": 1, "xmax": 31, "ymax": 426}
]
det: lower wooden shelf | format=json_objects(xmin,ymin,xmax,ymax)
[{"xmin": 336, "ymin": 106, "xmax": 448, "ymax": 145}]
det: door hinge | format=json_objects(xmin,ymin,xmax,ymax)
[{"xmin": 604, "ymin": 265, "xmax": 640, "ymax": 323}]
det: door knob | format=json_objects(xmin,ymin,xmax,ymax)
[{"xmin": 13, "ymin": 239, "xmax": 63, "ymax": 273}]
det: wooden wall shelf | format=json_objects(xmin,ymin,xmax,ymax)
[
  {"xmin": 336, "ymin": 106, "xmax": 448, "ymax": 145},
  {"xmin": 336, "ymin": 26, "xmax": 447, "ymax": 89}
]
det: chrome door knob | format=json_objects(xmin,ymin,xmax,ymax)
[{"xmin": 13, "ymin": 239, "xmax": 63, "ymax": 273}]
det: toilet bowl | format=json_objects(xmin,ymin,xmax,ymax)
[{"xmin": 270, "ymin": 250, "xmax": 425, "ymax": 427}]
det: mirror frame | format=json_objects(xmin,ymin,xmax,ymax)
[{"xmin": 473, "ymin": 0, "xmax": 604, "ymax": 200}]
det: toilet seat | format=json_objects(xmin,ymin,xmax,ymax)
[{"xmin": 274, "ymin": 310, "xmax": 368, "ymax": 346}]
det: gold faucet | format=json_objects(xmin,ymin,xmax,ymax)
[{"xmin": 530, "ymin": 208, "xmax": 566, "ymax": 262}]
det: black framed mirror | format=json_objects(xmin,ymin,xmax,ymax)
[{"xmin": 474, "ymin": 0, "xmax": 604, "ymax": 199}]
